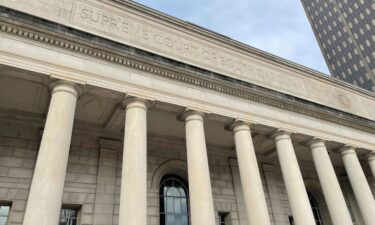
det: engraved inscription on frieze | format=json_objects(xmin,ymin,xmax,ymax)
[{"xmin": 72, "ymin": 0, "xmax": 307, "ymax": 96}]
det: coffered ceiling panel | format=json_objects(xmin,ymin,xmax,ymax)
[
  {"xmin": 75, "ymin": 93, "xmax": 117, "ymax": 125},
  {"xmin": 0, "ymin": 66, "xmax": 49, "ymax": 114}
]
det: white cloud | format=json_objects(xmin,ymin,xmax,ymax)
[{"xmin": 132, "ymin": 0, "xmax": 330, "ymax": 74}]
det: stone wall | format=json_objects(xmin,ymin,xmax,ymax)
[
  {"xmin": 0, "ymin": 121, "xmax": 39, "ymax": 225},
  {"xmin": 62, "ymin": 132, "xmax": 100, "ymax": 225}
]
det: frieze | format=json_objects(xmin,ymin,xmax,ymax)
[{"xmin": 71, "ymin": 0, "xmax": 308, "ymax": 97}]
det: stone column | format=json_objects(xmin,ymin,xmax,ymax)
[
  {"xmin": 340, "ymin": 146, "xmax": 375, "ymax": 225},
  {"xmin": 366, "ymin": 152, "xmax": 375, "ymax": 179},
  {"xmin": 119, "ymin": 98, "xmax": 149, "ymax": 225},
  {"xmin": 273, "ymin": 131, "xmax": 315, "ymax": 225},
  {"xmin": 229, "ymin": 121, "xmax": 271, "ymax": 225},
  {"xmin": 23, "ymin": 81, "xmax": 81, "ymax": 225},
  {"xmin": 308, "ymin": 139, "xmax": 353, "ymax": 225},
  {"xmin": 181, "ymin": 110, "xmax": 216, "ymax": 225}
]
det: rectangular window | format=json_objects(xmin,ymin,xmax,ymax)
[
  {"xmin": 60, "ymin": 206, "xmax": 80, "ymax": 225},
  {"xmin": 219, "ymin": 212, "xmax": 230, "ymax": 225},
  {"xmin": 0, "ymin": 203, "xmax": 11, "ymax": 225}
]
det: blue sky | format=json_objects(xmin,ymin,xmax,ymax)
[{"xmin": 132, "ymin": 0, "xmax": 330, "ymax": 75}]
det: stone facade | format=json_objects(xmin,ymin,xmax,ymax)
[
  {"xmin": 0, "ymin": 1, "xmax": 374, "ymax": 225},
  {"xmin": 0, "ymin": 117, "xmax": 372, "ymax": 225}
]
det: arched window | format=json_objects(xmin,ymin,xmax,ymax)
[
  {"xmin": 160, "ymin": 175, "xmax": 189, "ymax": 225},
  {"xmin": 308, "ymin": 193, "xmax": 323, "ymax": 225}
]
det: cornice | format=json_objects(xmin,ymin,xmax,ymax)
[{"xmin": 0, "ymin": 18, "xmax": 374, "ymax": 134}]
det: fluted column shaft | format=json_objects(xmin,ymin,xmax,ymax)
[
  {"xmin": 119, "ymin": 98, "xmax": 149, "ymax": 225},
  {"xmin": 183, "ymin": 111, "xmax": 216, "ymax": 225},
  {"xmin": 231, "ymin": 122, "xmax": 271, "ymax": 225},
  {"xmin": 273, "ymin": 131, "xmax": 315, "ymax": 225},
  {"xmin": 23, "ymin": 81, "xmax": 80, "ymax": 225},
  {"xmin": 367, "ymin": 152, "xmax": 375, "ymax": 179},
  {"xmin": 340, "ymin": 147, "xmax": 375, "ymax": 225},
  {"xmin": 308, "ymin": 139, "xmax": 353, "ymax": 225}
]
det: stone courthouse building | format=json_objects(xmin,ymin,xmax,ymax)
[{"xmin": 0, "ymin": 1, "xmax": 374, "ymax": 225}]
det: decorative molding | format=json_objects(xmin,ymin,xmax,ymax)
[{"xmin": 0, "ymin": 21, "xmax": 374, "ymax": 134}]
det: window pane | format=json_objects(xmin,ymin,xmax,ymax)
[
  {"xmin": 70, "ymin": 218, "xmax": 77, "ymax": 225},
  {"xmin": 166, "ymin": 215, "xmax": 174, "ymax": 225},
  {"xmin": 0, "ymin": 205, "xmax": 10, "ymax": 225},
  {"xmin": 179, "ymin": 187, "xmax": 186, "ymax": 197},
  {"xmin": 175, "ymin": 215, "xmax": 182, "ymax": 225},
  {"xmin": 181, "ymin": 198, "xmax": 187, "ymax": 214},
  {"xmin": 0, "ymin": 206, "xmax": 9, "ymax": 217},
  {"xmin": 60, "ymin": 208, "xmax": 78, "ymax": 225},
  {"xmin": 167, "ymin": 187, "xmax": 180, "ymax": 197},
  {"xmin": 163, "ymin": 186, "xmax": 168, "ymax": 196},
  {"xmin": 182, "ymin": 215, "xmax": 188, "ymax": 225},
  {"xmin": 160, "ymin": 175, "xmax": 189, "ymax": 225},
  {"xmin": 166, "ymin": 197, "xmax": 174, "ymax": 213},
  {"xmin": 0, "ymin": 217, "xmax": 7, "ymax": 225},
  {"xmin": 174, "ymin": 198, "xmax": 181, "ymax": 214}
]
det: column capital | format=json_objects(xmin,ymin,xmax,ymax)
[
  {"xmin": 177, "ymin": 108, "xmax": 207, "ymax": 122},
  {"xmin": 307, "ymin": 138, "xmax": 326, "ymax": 150},
  {"xmin": 272, "ymin": 129, "xmax": 292, "ymax": 142},
  {"xmin": 225, "ymin": 119, "xmax": 252, "ymax": 133},
  {"xmin": 366, "ymin": 151, "xmax": 375, "ymax": 162},
  {"xmin": 49, "ymin": 80, "xmax": 83, "ymax": 97},
  {"xmin": 122, "ymin": 97, "xmax": 152, "ymax": 111},
  {"xmin": 338, "ymin": 145, "xmax": 356, "ymax": 156}
]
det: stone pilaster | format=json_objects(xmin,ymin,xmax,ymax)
[
  {"xmin": 229, "ymin": 159, "xmax": 249, "ymax": 225},
  {"xmin": 93, "ymin": 139, "xmax": 121, "ymax": 225}
]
